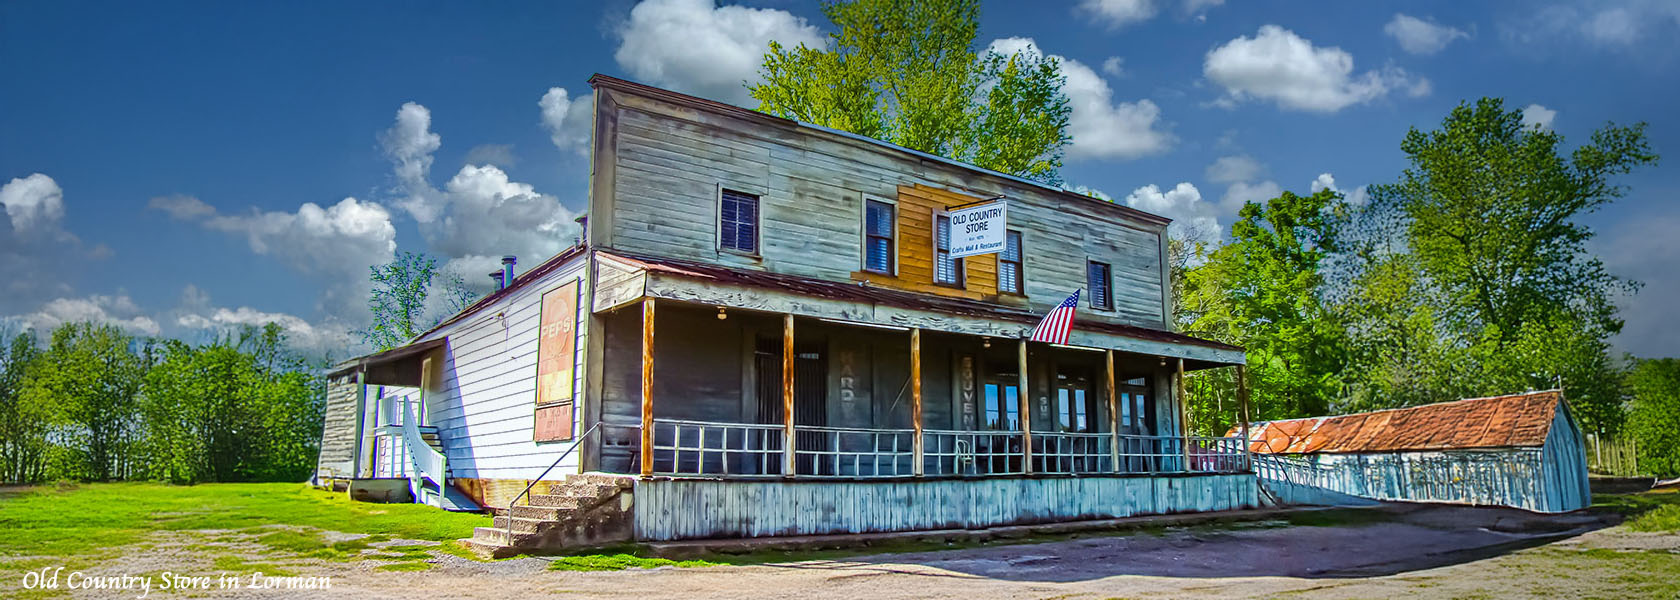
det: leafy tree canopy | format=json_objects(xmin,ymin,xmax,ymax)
[{"xmin": 750, "ymin": 0, "xmax": 1072, "ymax": 184}]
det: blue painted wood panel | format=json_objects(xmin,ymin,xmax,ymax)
[{"xmin": 630, "ymin": 474, "xmax": 1258, "ymax": 541}]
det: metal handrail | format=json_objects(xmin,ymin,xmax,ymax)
[{"xmin": 503, "ymin": 422, "xmax": 601, "ymax": 541}]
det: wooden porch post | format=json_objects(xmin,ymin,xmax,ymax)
[
  {"xmin": 1237, "ymin": 364, "xmax": 1252, "ymax": 472},
  {"xmin": 911, "ymin": 328, "xmax": 924, "ymax": 477},
  {"xmin": 782, "ymin": 314, "xmax": 796, "ymax": 477},
  {"xmin": 640, "ymin": 298, "xmax": 656, "ymax": 478},
  {"xmin": 1018, "ymin": 339, "xmax": 1033, "ymax": 475},
  {"xmin": 351, "ymin": 368, "xmax": 368, "ymax": 479},
  {"xmin": 1106, "ymin": 350, "xmax": 1120, "ymax": 473},
  {"xmin": 1176, "ymin": 358, "xmax": 1190, "ymax": 471}
]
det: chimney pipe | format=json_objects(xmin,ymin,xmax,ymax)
[
  {"xmin": 501, "ymin": 255, "xmax": 517, "ymax": 286},
  {"xmin": 488, "ymin": 271, "xmax": 505, "ymax": 291},
  {"xmin": 575, "ymin": 214, "xmax": 589, "ymax": 246}
]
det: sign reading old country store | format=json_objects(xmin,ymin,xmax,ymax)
[{"xmin": 947, "ymin": 199, "xmax": 1007, "ymax": 259}]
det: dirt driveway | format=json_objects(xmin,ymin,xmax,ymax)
[{"xmin": 34, "ymin": 503, "xmax": 1680, "ymax": 599}]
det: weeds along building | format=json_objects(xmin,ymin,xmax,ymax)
[
  {"xmin": 1240, "ymin": 390, "xmax": 1592, "ymax": 513},
  {"xmin": 314, "ymin": 74, "xmax": 1258, "ymax": 556}
]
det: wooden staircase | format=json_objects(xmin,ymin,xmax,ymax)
[{"xmin": 462, "ymin": 473, "xmax": 636, "ymax": 558}]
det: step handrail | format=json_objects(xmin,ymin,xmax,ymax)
[
  {"xmin": 504, "ymin": 422, "xmax": 601, "ymax": 540},
  {"xmin": 401, "ymin": 400, "xmax": 448, "ymax": 505}
]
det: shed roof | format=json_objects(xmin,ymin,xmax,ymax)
[{"xmin": 1231, "ymin": 390, "xmax": 1565, "ymax": 455}]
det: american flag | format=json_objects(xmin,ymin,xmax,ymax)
[{"xmin": 1029, "ymin": 290, "xmax": 1081, "ymax": 344}]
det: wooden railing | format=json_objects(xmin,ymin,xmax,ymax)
[{"xmin": 631, "ymin": 419, "xmax": 1248, "ymax": 479}]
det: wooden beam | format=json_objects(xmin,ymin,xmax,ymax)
[
  {"xmin": 1106, "ymin": 349, "xmax": 1120, "ymax": 474},
  {"xmin": 783, "ymin": 314, "xmax": 796, "ymax": 477},
  {"xmin": 1018, "ymin": 339, "xmax": 1033, "ymax": 475},
  {"xmin": 351, "ymin": 369, "xmax": 368, "ymax": 479},
  {"xmin": 911, "ymin": 328, "xmax": 924, "ymax": 477},
  {"xmin": 1176, "ymin": 358, "xmax": 1190, "ymax": 471},
  {"xmin": 640, "ymin": 298, "xmax": 656, "ymax": 478},
  {"xmin": 1237, "ymin": 364, "xmax": 1252, "ymax": 472}
]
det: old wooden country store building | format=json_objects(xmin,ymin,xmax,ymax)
[{"xmin": 314, "ymin": 75, "xmax": 1258, "ymax": 556}]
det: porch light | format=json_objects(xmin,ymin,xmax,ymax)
[
  {"xmin": 982, "ymin": 337, "xmax": 991, "ymax": 348},
  {"xmin": 817, "ymin": 317, "xmax": 908, "ymax": 331},
  {"xmin": 717, "ymin": 306, "xmax": 728, "ymax": 320}
]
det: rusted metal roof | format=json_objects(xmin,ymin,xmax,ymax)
[
  {"xmin": 600, "ymin": 250, "xmax": 1241, "ymax": 353},
  {"xmin": 1232, "ymin": 390, "xmax": 1564, "ymax": 454}
]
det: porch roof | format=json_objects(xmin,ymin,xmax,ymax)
[
  {"xmin": 596, "ymin": 250, "xmax": 1244, "ymax": 366},
  {"xmin": 325, "ymin": 337, "xmax": 445, "ymax": 385}
]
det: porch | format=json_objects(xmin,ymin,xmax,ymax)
[{"xmin": 585, "ymin": 293, "xmax": 1254, "ymax": 482}]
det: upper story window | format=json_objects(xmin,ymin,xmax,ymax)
[
  {"xmin": 1088, "ymin": 260, "xmax": 1112, "ymax": 310},
  {"xmin": 864, "ymin": 199, "xmax": 895, "ymax": 274},
  {"xmin": 999, "ymin": 230, "xmax": 1024, "ymax": 295},
  {"xmin": 935, "ymin": 214, "xmax": 964, "ymax": 286},
  {"xmin": 719, "ymin": 189, "xmax": 759, "ymax": 254}
]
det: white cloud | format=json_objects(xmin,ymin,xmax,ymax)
[
  {"xmin": 1077, "ymin": 0, "xmax": 1157, "ymax": 29},
  {"xmin": 14, "ymin": 293, "xmax": 161, "ymax": 337},
  {"xmin": 1384, "ymin": 14, "xmax": 1470, "ymax": 55},
  {"xmin": 613, "ymin": 0, "xmax": 823, "ymax": 106},
  {"xmin": 1219, "ymin": 180, "xmax": 1283, "ymax": 213},
  {"xmin": 432, "ymin": 164, "xmax": 579, "ymax": 270},
  {"xmin": 1205, "ymin": 155, "xmax": 1264, "ymax": 184},
  {"xmin": 380, "ymin": 102, "xmax": 445, "ymax": 223},
  {"xmin": 1205, "ymin": 25, "xmax": 1429, "ymax": 112},
  {"xmin": 1522, "ymin": 104, "xmax": 1558, "ymax": 130},
  {"xmin": 464, "ymin": 144, "xmax": 516, "ymax": 167},
  {"xmin": 1505, "ymin": 1, "xmax": 1680, "ymax": 48},
  {"xmin": 148, "ymin": 194, "xmax": 215, "ymax": 220},
  {"xmin": 196, "ymin": 197, "xmax": 397, "ymax": 280},
  {"xmin": 540, "ymin": 87, "xmax": 593, "ymax": 155},
  {"xmin": 988, "ymin": 38, "xmax": 1173, "ymax": 161},
  {"xmin": 1310, "ymin": 172, "xmax": 1369, "ymax": 205},
  {"xmin": 2, "ymin": 173, "xmax": 89, "ymax": 313},
  {"xmin": 1, "ymin": 173, "xmax": 67, "ymax": 235},
  {"xmin": 1123, "ymin": 182, "xmax": 1222, "ymax": 238},
  {"xmin": 1101, "ymin": 56, "xmax": 1126, "ymax": 78},
  {"xmin": 174, "ymin": 287, "xmax": 352, "ymax": 354}
]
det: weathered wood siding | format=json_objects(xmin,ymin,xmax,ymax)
[
  {"xmin": 592, "ymin": 84, "xmax": 1170, "ymax": 329},
  {"xmin": 632, "ymin": 473, "xmax": 1258, "ymax": 541},
  {"xmin": 415, "ymin": 254, "xmax": 590, "ymax": 482},
  {"xmin": 314, "ymin": 375, "xmax": 360, "ymax": 481},
  {"xmin": 1276, "ymin": 448, "xmax": 1574, "ymax": 513}
]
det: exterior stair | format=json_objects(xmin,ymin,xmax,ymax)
[{"xmin": 462, "ymin": 473, "xmax": 635, "ymax": 558}]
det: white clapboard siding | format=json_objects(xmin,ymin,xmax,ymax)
[
  {"xmin": 412, "ymin": 253, "xmax": 589, "ymax": 481},
  {"xmin": 632, "ymin": 474, "xmax": 1259, "ymax": 541}
]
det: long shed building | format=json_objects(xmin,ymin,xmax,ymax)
[{"xmin": 1238, "ymin": 390, "xmax": 1592, "ymax": 513}]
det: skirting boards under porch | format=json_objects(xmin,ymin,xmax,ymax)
[{"xmin": 631, "ymin": 472, "xmax": 1259, "ymax": 542}]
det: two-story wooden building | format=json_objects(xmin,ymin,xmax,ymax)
[{"xmin": 315, "ymin": 75, "xmax": 1257, "ymax": 557}]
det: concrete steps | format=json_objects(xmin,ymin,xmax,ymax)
[{"xmin": 461, "ymin": 472, "xmax": 635, "ymax": 558}]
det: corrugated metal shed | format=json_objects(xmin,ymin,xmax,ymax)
[{"xmin": 1236, "ymin": 391, "xmax": 1592, "ymax": 513}]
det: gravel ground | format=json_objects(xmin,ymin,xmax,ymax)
[{"xmin": 14, "ymin": 503, "xmax": 1677, "ymax": 600}]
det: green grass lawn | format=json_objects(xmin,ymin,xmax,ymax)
[
  {"xmin": 1593, "ymin": 487, "xmax": 1680, "ymax": 532},
  {"xmin": 0, "ymin": 482, "xmax": 490, "ymax": 559}
]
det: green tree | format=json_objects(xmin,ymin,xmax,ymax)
[
  {"xmin": 18, "ymin": 323, "xmax": 147, "ymax": 481},
  {"xmin": 750, "ymin": 0, "xmax": 1072, "ymax": 183},
  {"xmin": 0, "ymin": 332, "xmax": 48, "ymax": 483},
  {"xmin": 1179, "ymin": 189, "xmax": 1350, "ymax": 431},
  {"xmin": 1626, "ymin": 358, "xmax": 1680, "ymax": 478},
  {"xmin": 360, "ymin": 252, "xmax": 478, "ymax": 351},
  {"xmin": 1353, "ymin": 98, "xmax": 1656, "ymax": 431}
]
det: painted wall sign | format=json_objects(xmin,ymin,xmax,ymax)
[
  {"xmin": 534, "ymin": 403, "xmax": 575, "ymax": 443},
  {"xmin": 535, "ymin": 279, "xmax": 579, "ymax": 407},
  {"xmin": 948, "ymin": 200, "xmax": 1007, "ymax": 259}
]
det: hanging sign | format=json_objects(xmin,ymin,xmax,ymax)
[{"xmin": 948, "ymin": 200, "xmax": 1008, "ymax": 259}]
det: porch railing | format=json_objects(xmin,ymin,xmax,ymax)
[{"xmin": 627, "ymin": 418, "xmax": 1248, "ymax": 479}]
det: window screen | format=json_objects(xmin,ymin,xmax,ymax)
[
  {"xmin": 720, "ymin": 189, "xmax": 758, "ymax": 253},
  {"xmin": 865, "ymin": 200, "xmax": 894, "ymax": 273},
  {"xmin": 935, "ymin": 215, "xmax": 963, "ymax": 285},
  {"xmin": 999, "ymin": 230, "xmax": 1023, "ymax": 294},
  {"xmin": 1088, "ymin": 261, "xmax": 1112, "ymax": 310}
]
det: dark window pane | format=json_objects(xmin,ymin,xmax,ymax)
[
  {"xmin": 866, "ymin": 238, "xmax": 891, "ymax": 272},
  {"xmin": 936, "ymin": 215, "xmax": 961, "ymax": 285},
  {"xmin": 1004, "ymin": 231, "xmax": 1021, "ymax": 260},
  {"xmin": 720, "ymin": 190, "xmax": 759, "ymax": 252},
  {"xmin": 1088, "ymin": 261, "xmax": 1112, "ymax": 309}
]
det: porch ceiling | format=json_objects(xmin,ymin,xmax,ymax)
[
  {"xmin": 593, "ymin": 251, "xmax": 1244, "ymax": 367},
  {"xmin": 326, "ymin": 337, "xmax": 444, "ymax": 385}
]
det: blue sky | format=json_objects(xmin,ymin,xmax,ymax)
[{"xmin": 1, "ymin": 0, "xmax": 1676, "ymax": 358}]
